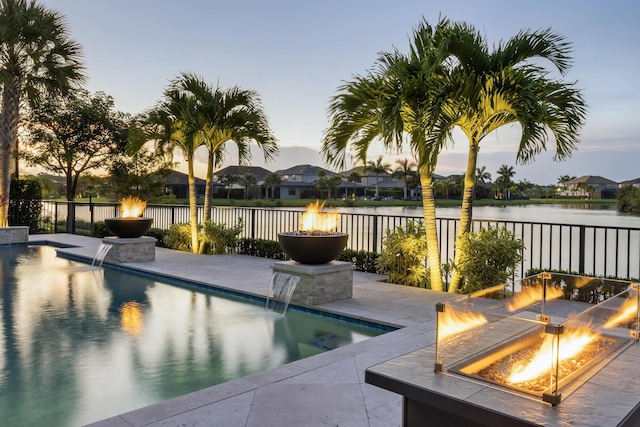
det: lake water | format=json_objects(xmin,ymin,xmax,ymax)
[{"xmin": 337, "ymin": 204, "xmax": 640, "ymax": 228}]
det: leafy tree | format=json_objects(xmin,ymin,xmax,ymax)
[
  {"xmin": 326, "ymin": 176, "xmax": 343, "ymax": 200},
  {"xmin": 0, "ymin": 0, "xmax": 85, "ymax": 226},
  {"xmin": 366, "ymin": 156, "xmax": 391, "ymax": 200},
  {"xmin": 392, "ymin": 158, "xmax": 417, "ymax": 200},
  {"xmin": 219, "ymin": 173, "xmax": 239, "ymax": 199},
  {"xmin": 617, "ymin": 185, "xmax": 640, "ymax": 213},
  {"xmin": 22, "ymin": 90, "xmax": 129, "ymax": 201},
  {"xmin": 264, "ymin": 172, "xmax": 281, "ymax": 200},
  {"xmin": 424, "ymin": 20, "xmax": 586, "ymax": 292},
  {"xmin": 109, "ymin": 147, "xmax": 173, "ymax": 200}
]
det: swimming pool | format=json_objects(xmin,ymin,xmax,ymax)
[{"xmin": 0, "ymin": 245, "xmax": 388, "ymax": 426}]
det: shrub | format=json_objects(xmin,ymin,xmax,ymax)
[
  {"xmin": 337, "ymin": 249, "xmax": 379, "ymax": 273},
  {"xmin": 454, "ymin": 226, "xmax": 524, "ymax": 294},
  {"xmin": 201, "ymin": 219, "xmax": 244, "ymax": 254},
  {"xmin": 164, "ymin": 223, "xmax": 193, "ymax": 252},
  {"xmin": 376, "ymin": 220, "xmax": 429, "ymax": 287},
  {"xmin": 92, "ymin": 222, "xmax": 110, "ymax": 238},
  {"xmin": 9, "ymin": 178, "xmax": 42, "ymax": 232},
  {"xmin": 147, "ymin": 228, "xmax": 168, "ymax": 247},
  {"xmin": 237, "ymin": 238, "xmax": 288, "ymax": 259}
]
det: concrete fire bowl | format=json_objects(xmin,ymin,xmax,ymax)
[
  {"xmin": 105, "ymin": 217, "xmax": 153, "ymax": 239},
  {"xmin": 277, "ymin": 232, "xmax": 348, "ymax": 264}
]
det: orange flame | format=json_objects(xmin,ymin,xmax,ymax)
[
  {"xmin": 508, "ymin": 328, "xmax": 599, "ymax": 384},
  {"xmin": 438, "ymin": 308, "xmax": 488, "ymax": 340},
  {"xmin": 120, "ymin": 301, "xmax": 144, "ymax": 336},
  {"xmin": 299, "ymin": 201, "xmax": 339, "ymax": 232},
  {"xmin": 506, "ymin": 285, "xmax": 564, "ymax": 312},
  {"xmin": 604, "ymin": 295, "xmax": 638, "ymax": 329},
  {"xmin": 120, "ymin": 196, "xmax": 147, "ymax": 218}
]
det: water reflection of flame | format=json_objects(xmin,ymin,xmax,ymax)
[
  {"xmin": 299, "ymin": 200, "xmax": 339, "ymax": 232},
  {"xmin": 120, "ymin": 301, "xmax": 144, "ymax": 336},
  {"xmin": 438, "ymin": 308, "xmax": 488, "ymax": 340},
  {"xmin": 508, "ymin": 328, "xmax": 599, "ymax": 384}
]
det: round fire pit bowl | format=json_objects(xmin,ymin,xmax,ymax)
[
  {"xmin": 277, "ymin": 232, "xmax": 348, "ymax": 264},
  {"xmin": 105, "ymin": 217, "xmax": 153, "ymax": 238}
]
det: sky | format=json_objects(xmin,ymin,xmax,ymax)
[{"xmin": 35, "ymin": 0, "xmax": 640, "ymax": 186}]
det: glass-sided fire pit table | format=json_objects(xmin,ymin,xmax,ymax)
[{"xmin": 365, "ymin": 273, "xmax": 640, "ymax": 426}]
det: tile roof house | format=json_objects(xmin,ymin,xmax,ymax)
[
  {"xmin": 558, "ymin": 175, "xmax": 619, "ymax": 199},
  {"xmin": 163, "ymin": 170, "xmax": 208, "ymax": 199},
  {"xmin": 276, "ymin": 164, "xmax": 340, "ymax": 199}
]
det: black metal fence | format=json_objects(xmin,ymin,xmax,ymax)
[{"xmin": 40, "ymin": 201, "xmax": 640, "ymax": 280}]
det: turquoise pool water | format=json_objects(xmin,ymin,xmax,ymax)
[{"xmin": 0, "ymin": 245, "xmax": 387, "ymax": 426}]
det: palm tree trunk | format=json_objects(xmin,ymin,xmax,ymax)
[
  {"xmin": 420, "ymin": 166, "xmax": 443, "ymax": 291},
  {"xmin": 203, "ymin": 151, "xmax": 214, "ymax": 223},
  {"xmin": 187, "ymin": 158, "xmax": 199, "ymax": 254},
  {"xmin": 0, "ymin": 80, "xmax": 21, "ymax": 227},
  {"xmin": 449, "ymin": 141, "xmax": 479, "ymax": 293}
]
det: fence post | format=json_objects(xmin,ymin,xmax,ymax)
[
  {"xmin": 372, "ymin": 216, "xmax": 378, "ymax": 253},
  {"xmin": 578, "ymin": 225, "xmax": 586, "ymax": 275},
  {"xmin": 251, "ymin": 209, "xmax": 256, "ymax": 239},
  {"xmin": 54, "ymin": 202, "xmax": 58, "ymax": 233}
]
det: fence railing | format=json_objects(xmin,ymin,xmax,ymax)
[{"xmin": 40, "ymin": 201, "xmax": 640, "ymax": 280}]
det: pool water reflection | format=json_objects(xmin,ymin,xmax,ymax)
[{"xmin": 0, "ymin": 245, "xmax": 386, "ymax": 426}]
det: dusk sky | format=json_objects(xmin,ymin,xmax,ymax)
[{"xmin": 38, "ymin": 0, "xmax": 640, "ymax": 185}]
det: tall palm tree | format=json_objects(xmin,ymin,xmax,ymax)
[
  {"xmin": 392, "ymin": 158, "xmax": 417, "ymax": 200},
  {"xmin": 0, "ymin": 0, "xmax": 85, "ymax": 226},
  {"xmin": 162, "ymin": 73, "xmax": 277, "ymax": 223},
  {"xmin": 146, "ymin": 78, "xmax": 204, "ymax": 253},
  {"xmin": 240, "ymin": 173, "xmax": 257, "ymax": 200},
  {"xmin": 424, "ymin": 21, "xmax": 587, "ymax": 292},
  {"xmin": 323, "ymin": 20, "xmax": 457, "ymax": 291},
  {"xmin": 366, "ymin": 156, "xmax": 391, "ymax": 200}
]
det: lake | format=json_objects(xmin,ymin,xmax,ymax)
[{"xmin": 336, "ymin": 203, "xmax": 640, "ymax": 228}]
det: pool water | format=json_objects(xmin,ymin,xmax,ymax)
[{"xmin": 0, "ymin": 245, "xmax": 386, "ymax": 426}]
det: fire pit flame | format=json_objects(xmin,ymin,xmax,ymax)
[
  {"xmin": 299, "ymin": 200, "xmax": 339, "ymax": 233},
  {"xmin": 120, "ymin": 196, "xmax": 147, "ymax": 218},
  {"xmin": 507, "ymin": 328, "xmax": 600, "ymax": 384}
]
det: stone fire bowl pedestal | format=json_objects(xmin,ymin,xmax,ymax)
[
  {"xmin": 271, "ymin": 260, "xmax": 354, "ymax": 306},
  {"xmin": 101, "ymin": 236, "xmax": 157, "ymax": 264}
]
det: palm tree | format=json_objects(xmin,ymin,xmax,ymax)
[
  {"xmin": 347, "ymin": 171, "xmax": 361, "ymax": 199},
  {"xmin": 392, "ymin": 158, "xmax": 417, "ymax": 200},
  {"xmin": 495, "ymin": 164, "xmax": 516, "ymax": 199},
  {"xmin": 264, "ymin": 172, "xmax": 281, "ymax": 200},
  {"xmin": 322, "ymin": 20, "xmax": 457, "ymax": 291},
  {"xmin": 163, "ymin": 73, "xmax": 277, "ymax": 222},
  {"xmin": 0, "ymin": 0, "xmax": 85, "ymax": 226},
  {"xmin": 423, "ymin": 20, "xmax": 587, "ymax": 292},
  {"xmin": 367, "ymin": 156, "xmax": 391, "ymax": 200},
  {"xmin": 146, "ymin": 77, "xmax": 205, "ymax": 253},
  {"xmin": 239, "ymin": 173, "xmax": 256, "ymax": 200},
  {"xmin": 475, "ymin": 165, "xmax": 491, "ymax": 199}
]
